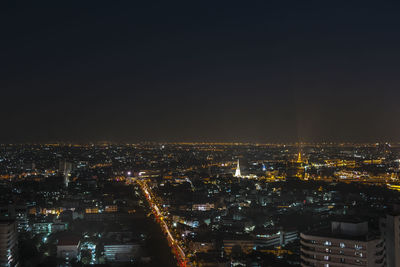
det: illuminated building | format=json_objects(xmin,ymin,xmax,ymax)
[
  {"xmin": 32, "ymin": 222, "xmax": 52, "ymax": 234},
  {"xmin": 85, "ymin": 208, "xmax": 99, "ymax": 214},
  {"xmin": 301, "ymin": 221, "xmax": 384, "ymax": 267},
  {"xmin": 192, "ymin": 203, "xmax": 215, "ymax": 211},
  {"xmin": 286, "ymin": 151, "xmax": 306, "ymax": 179},
  {"xmin": 255, "ymin": 231, "xmax": 298, "ymax": 247},
  {"xmin": 223, "ymin": 239, "xmax": 254, "ymax": 255},
  {"xmin": 0, "ymin": 205, "xmax": 28, "ymax": 232},
  {"xmin": 0, "ymin": 220, "xmax": 18, "ymax": 267},
  {"xmin": 104, "ymin": 243, "xmax": 141, "ymax": 262},
  {"xmin": 234, "ymin": 159, "xmax": 241, "ymax": 178},
  {"xmin": 105, "ymin": 205, "xmax": 118, "ymax": 213}
]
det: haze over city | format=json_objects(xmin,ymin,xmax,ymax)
[{"xmin": 2, "ymin": 1, "xmax": 400, "ymax": 143}]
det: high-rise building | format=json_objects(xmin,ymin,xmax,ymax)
[
  {"xmin": 301, "ymin": 221, "xmax": 384, "ymax": 267},
  {"xmin": 59, "ymin": 160, "xmax": 73, "ymax": 187},
  {"xmin": 234, "ymin": 159, "xmax": 241, "ymax": 178},
  {"xmin": 0, "ymin": 205, "xmax": 28, "ymax": 232},
  {"xmin": 380, "ymin": 205, "xmax": 400, "ymax": 267},
  {"xmin": 0, "ymin": 220, "xmax": 18, "ymax": 267}
]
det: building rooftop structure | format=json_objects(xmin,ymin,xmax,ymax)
[{"xmin": 303, "ymin": 220, "xmax": 379, "ymax": 242}]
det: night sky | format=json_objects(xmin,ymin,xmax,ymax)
[{"xmin": 2, "ymin": 1, "xmax": 400, "ymax": 143}]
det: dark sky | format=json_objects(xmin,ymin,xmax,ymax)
[{"xmin": 2, "ymin": 1, "xmax": 400, "ymax": 143}]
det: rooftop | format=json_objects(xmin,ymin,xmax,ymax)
[{"xmin": 58, "ymin": 236, "xmax": 80, "ymax": 246}]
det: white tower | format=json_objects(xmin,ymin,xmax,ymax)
[{"xmin": 234, "ymin": 159, "xmax": 241, "ymax": 178}]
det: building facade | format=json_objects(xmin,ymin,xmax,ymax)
[
  {"xmin": 57, "ymin": 237, "xmax": 80, "ymax": 261},
  {"xmin": 380, "ymin": 213, "xmax": 400, "ymax": 267},
  {"xmin": 0, "ymin": 220, "xmax": 18, "ymax": 267},
  {"xmin": 104, "ymin": 243, "xmax": 141, "ymax": 262},
  {"xmin": 301, "ymin": 221, "xmax": 384, "ymax": 267}
]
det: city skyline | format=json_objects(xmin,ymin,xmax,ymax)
[
  {"xmin": 0, "ymin": 142, "xmax": 399, "ymax": 266},
  {"xmin": 3, "ymin": 2, "xmax": 400, "ymax": 266}
]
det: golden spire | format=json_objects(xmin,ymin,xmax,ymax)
[{"xmin": 297, "ymin": 151, "xmax": 302, "ymax": 163}]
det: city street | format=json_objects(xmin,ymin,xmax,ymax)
[{"xmin": 137, "ymin": 179, "xmax": 190, "ymax": 267}]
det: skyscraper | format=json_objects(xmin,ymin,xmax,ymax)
[
  {"xmin": 380, "ymin": 205, "xmax": 400, "ymax": 267},
  {"xmin": 0, "ymin": 220, "xmax": 18, "ymax": 267}
]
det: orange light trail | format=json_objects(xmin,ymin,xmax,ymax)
[{"xmin": 137, "ymin": 180, "xmax": 190, "ymax": 267}]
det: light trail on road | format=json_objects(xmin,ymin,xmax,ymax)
[{"xmin": 137, "ymin": 179, "xmax": 191, "ymax": 267}]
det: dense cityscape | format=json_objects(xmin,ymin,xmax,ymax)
[
  {"xmin": 4, "ymin": 1, "xmax": 400, "ymax": 267},
  {"xmin": 1, "ymin": 143, "xmax": 400, "ymax": 266}
]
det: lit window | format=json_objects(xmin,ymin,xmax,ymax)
[
  {"xmin": 340, "ymin": 242, "xmax": 345, "ymax": 248},
  {"xmin": 324, "ymin": 264, "xmax": 330, "ymax": 267},
  {"xmin": 324, "ymin": 255, "xmax": 330, "ymax": 261},
  {"xmin": 355, "ymin": 244, "xmax": 363, "ymax": 250},
  {"xmin": 355, "ymin": 251, "xmax": 363, "ymax": 257},
  {"xmin": 324, "ymin": 241, "xmax": 331, "ymax": 246}
]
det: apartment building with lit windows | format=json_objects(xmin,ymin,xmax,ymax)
[
  {"xmin": 0, "ymin": 220, "xmax": 18, "ymax": 267},
  {"xmin": 301, "ymin": 221, "xmax": 384, "ymax": 267}
]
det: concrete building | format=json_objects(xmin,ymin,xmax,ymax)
[
  {"xmin": 380, "ymin": 209, "xmax": 400, "ymax": 267},
  {"xmin": 0, "ymin": 205, "xmax": 28, "ymax": 232},
  {"xmin": 103, "ymin": 243, "xmax": 141, "ymax": 262},
  {"xmin": 57, "ymin": 236, "xmax": 80, "ymax": 261},
  {"xmin": 255, "ymin": 231, "xmax": 298, "ymax": 248},
  {"xmin": 301, "ymin": 221, "xmax": 384, "ymax": 267},
  {"xmin": 51, "ymin": 222, "xmax": 68, "ymax": 233},
  {"xmin": 223, "ymin": 239, "xmax": 254, "ymax": 255},
  {"xmin": 0, "ymin": 220, "xmax": 18, "ymax": 267}
]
